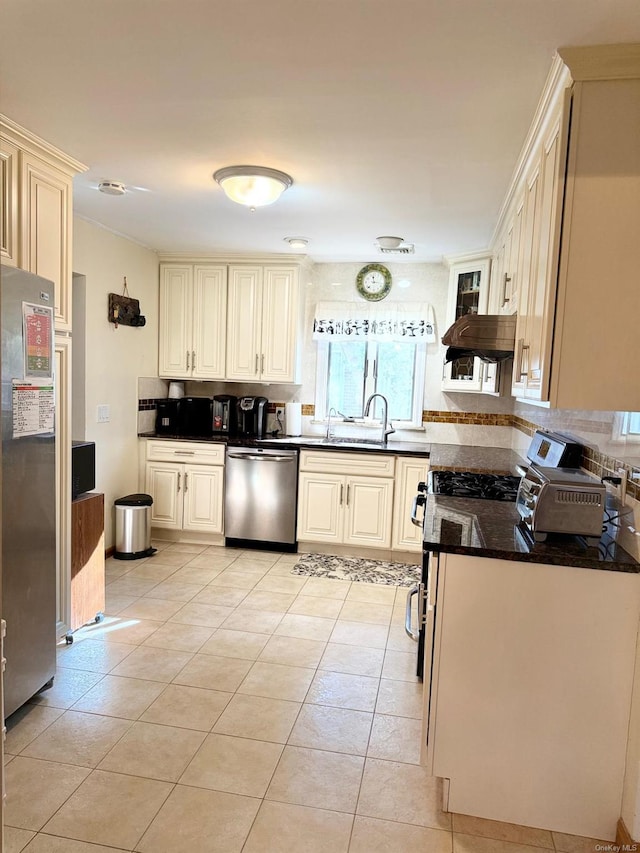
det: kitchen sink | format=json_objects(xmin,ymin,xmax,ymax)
[
  {"xmin": 326, "ymin": 436, "xmax": 385, "ymax": 447},
  {"xmin": 257, "ymin": 436, "xmax": 386, "ymax": 450}
]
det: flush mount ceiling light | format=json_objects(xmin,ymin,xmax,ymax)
[
  {"xmin": 376, "ymin": 235, "xmax": 415, "ymax": 255},
  {"xmin": 98, "ymin": 180, "xmax": 126, "ymax": 196},
  {"xmin": 213, "ymin": 166, "xmax": 293, "ymax": 208},
  {"xmin": 285, "ymin": 237, "xmax": 308, "ymax": 249}
]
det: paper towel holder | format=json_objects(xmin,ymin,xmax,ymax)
[{"xmin": 285, "ymin": 402, "xmax": 302, "ymax": 437}]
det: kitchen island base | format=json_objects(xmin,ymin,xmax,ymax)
[{"xmin": 424, "ymin": 553, "xmax": 640, "ymax": 840}]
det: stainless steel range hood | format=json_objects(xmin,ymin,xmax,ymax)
[{"xmin": 442, "ymin": 314, "xmax": 516, "ymax": 363}]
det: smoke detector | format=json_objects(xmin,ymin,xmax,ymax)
[
  {"xmin": 98, "ymin": 180, "xmax": 126, "ymax": 196},
  {"xmin": 376, "ymin": 236, "xmax": 415, "ymax": 255}
]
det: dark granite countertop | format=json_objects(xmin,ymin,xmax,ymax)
[
  {"xmin": 427, "ymin": 444, "xmax": 527, "ymax": 475},
  {"xmin": 423, "ymin": 493, "xmax": 640, "ymax": 573},
  {"xmin": 138, "ymin": 432, "xmax": 431, "ymax": 457}
]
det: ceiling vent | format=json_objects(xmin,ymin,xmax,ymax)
[{"xmin": 378, "ymin": 243, "xmax": 415, "ymax": 255}]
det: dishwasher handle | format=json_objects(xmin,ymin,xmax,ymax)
[{"xmin": 227, "ymin": 453, "xmax": 296, "ymax": 462}]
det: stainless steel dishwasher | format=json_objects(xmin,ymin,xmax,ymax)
[{"xmin": 225, "ymin": 446, "xmax": 299, "ymax": 550}]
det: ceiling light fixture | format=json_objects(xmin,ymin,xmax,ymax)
[
  {"xmin": 98, "ymin": 180, "xmax": 126, "ymax": 196},
  {"xmin": 213, "ymin": 166, "xmax": 293, "ymax": 208},
  {"xmin": 376, "ymin": 236, "xmax": 404, "ymax": 249},
  {"xmin": 285, "ymin": 237, "xmax": 308, "ymax": 249}
]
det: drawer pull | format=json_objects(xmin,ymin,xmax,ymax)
[{"xmin": 174, "ymin": 451, "xmax": 195, "ymax": 456}]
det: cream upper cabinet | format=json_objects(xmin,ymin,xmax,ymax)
[
  {"xmin": 442, "ymin": 258, "xmax": 501, "ymax": 395},
  {"xmin": 490, "ymin": 196, "xmax": 524, "ymax": 316},
  {"xmin": 511, "ymin": 95, "xmax": 568, "ymax": 401},
  {"xmin": 496, "ymin": 48, "xmax": 640, "ymax": 410},
  {"xmin": 159, "ymin": 263, "xmax": 227, "ymax": 380},
  {"xmin": 0, "ymin": 138, "xmax": 19, "ymax": 266},
  {"xmin": 226, "ymin": 264, "xmax": 301, "ymax": 383},
  {"xmin": 1, "ymin": 116, "xmax": 86, "ymax": 331},
  {"xmin": 22, "ymin": 153, "xmax": 71, "ymax": 330},
  {"xmin": 225, "ymin": 265, "xmax": 263, "ymax": 380}
]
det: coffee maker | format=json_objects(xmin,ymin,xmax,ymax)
[
  {"xmin": 212, "ymin": 395, "xmax": 237, "ymax": 436},
  {"xmin": 236, "ymin": 396, "xmax": 268, "ymax": 438},
  {"xmin": 155, "ymin": 399, "xmax": 180, "ymax": 435}
]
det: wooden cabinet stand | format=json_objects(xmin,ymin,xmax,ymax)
[{"xmin": 71, "ymin": 492, "xmax": 105, "ymax": 632}]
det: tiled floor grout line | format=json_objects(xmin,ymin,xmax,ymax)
[{"xmin": 7, "ymin": 545, "xmax": 585, "ymax": 851}]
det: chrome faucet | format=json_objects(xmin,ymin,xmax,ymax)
[
  {"xmin": 363, "ymin": 394, "xmax": 395, "ymax": 444},
  {"xmin": 326, "ymin": 407, "xmax": 338, "ymax": 440}
]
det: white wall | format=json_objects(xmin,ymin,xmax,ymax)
[{"xmin": 73, "ymin": 217, "xmax": 159, "ymax": 546}]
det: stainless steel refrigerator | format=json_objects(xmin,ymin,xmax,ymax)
[{"xmin": 1, "ymin": 265, "xmax": 57, "ymax": 717}]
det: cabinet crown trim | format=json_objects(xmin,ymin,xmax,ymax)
[
  {"xmin": 1, "ymin": 114, "xmax": 87, "ymax": 175},
  {"xmin": 158, "ymin": 253, "xmax": 310, "ymax": 268},
  {"xmin": 558, "ymin": 42, "xmax": 640, "ymax": 81}
]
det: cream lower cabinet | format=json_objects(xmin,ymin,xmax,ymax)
[
  {"xmin": 426, "ymin": 552, "xmax": 640, "ymax": 840},
  {"xmin": 145, "ymin": 441, "xmax": 225, "ymax": 534},
  {"xmin": 391, "ymin": 457, "xmax": 429, "ymax": 552},
  {"xmin": 159, "ymin": 264, "xmax": 227, "ymax": 380},
  {"xmin": 226, "ymin": 264, "xmax": 301, "ymax": 382},
  {"xmin": 297, "ymin": 451, "xmax": 395, "ymax": 549}
]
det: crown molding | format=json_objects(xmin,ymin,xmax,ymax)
[
  {"xmin": 558, "ymin": 43, "xmax": 640, "ymax": 81},
  {"xmin": 444, "ymin": 249, "xmax": 492, "ymax": 267},
  {"xmin": 489, "ymin": 54, "xmax": 571, "ymax": 249},
  {"xmin": 0, "ymin": 113, "xmax": 87, "ymax": 175},
  {"xmin": 157, "ymin": 251, "xmax": 312, "ymax": 267}
]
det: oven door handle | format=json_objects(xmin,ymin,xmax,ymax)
[
  {"xmin": 405, "ymin": 583, "xmax": 422, "ymax": 642},
  {"xmin": 411, "ymin": 494, "xmax": 426, "ymax": 527}
]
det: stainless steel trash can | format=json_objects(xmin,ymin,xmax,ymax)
[{"xmin": 114, "ymin": 494, "xmax": 156, "ymax": 560}]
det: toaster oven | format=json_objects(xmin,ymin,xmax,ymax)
[{"xmin": 516, "ymin": 466, "xmax": 606, "ymax": 545}]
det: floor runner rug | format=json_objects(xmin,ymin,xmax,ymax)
[{"xmin": 291, "ymin": 553, "xmax": 420, "ymax": 587}]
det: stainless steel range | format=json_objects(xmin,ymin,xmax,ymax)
[
  {"xmin": 429, "ymin": 470, "xmax": 521, "ymax": 501},
  {"xmin": 406, "ymin": 430, "xmax": 584, "ymax": 680}
]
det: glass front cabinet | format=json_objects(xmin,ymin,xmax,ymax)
[{"xmin": 442, "ymin": 257, "xmax": 499, "ymax": 394}]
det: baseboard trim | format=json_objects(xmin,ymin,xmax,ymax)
[
  {"xmin": 105, "ymin": 545, "xmax": 115, "ymax": 558},
  {"xmin": 617, "ymin": 817, "xmax": 637, "ymax": 847}
]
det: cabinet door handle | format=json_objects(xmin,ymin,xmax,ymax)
[
  {"xmin": 442, "ymin": 358, "xmax": 447, "ymax": 380},
  {"xmin": 502, "ymin": 272, "xmax": 511, "ymax": 305},
  {"xmin": 186, "ymin": 351, "xmax": 190, "ymax": 370},
  {"xmin": 261, "ymin": 354, "xmax": 265, "ymax": 374},
  {"xmin": 255, "ymin": 354, "xmax": 259, "ymax": 374},
  {"xmin": 177, "ymin": 472, "xmax": 181, "ymax": 492},
  {"xmin": 346, "ymin": 484, "xmax": 350, "ymax": 506},
  {"xmin": 192, "ymin": 351, "xmax": 196, "ymax": 371},
  {"xmin": 516, "ymin": 339, "xmax": 529, "ymax": 380},
  {"xmin": 339, "ymin": 484, "xmax": 344, "ymax": 505},
  {"xmin": 483, "ymin": 362, "xmax": 489, "ymax": 383},
  {"xmin": 184, "ymin": 472, "xmax": 188, "ymax": 492}
]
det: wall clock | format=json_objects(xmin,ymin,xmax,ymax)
[{"xmin": 356, "ymin": 263, "xmax": 392, "ymax": 302}]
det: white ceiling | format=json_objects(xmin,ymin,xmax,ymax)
[{"xmin": 2, "ymin": 0, "xmax": 640, "ymax": 263}]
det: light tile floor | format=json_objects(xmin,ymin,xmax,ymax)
[{"xmin": 4, "ymin": 543, "xmax": 612, "ymax": 852}]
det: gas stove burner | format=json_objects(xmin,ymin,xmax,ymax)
[{"xmin": 431, "ymin": 470, "xmax": 521, "ymax": 502}]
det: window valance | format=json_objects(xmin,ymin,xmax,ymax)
[{"xmin": 312, "ymin": 302, "xmax": 436, "ymax": 342}]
